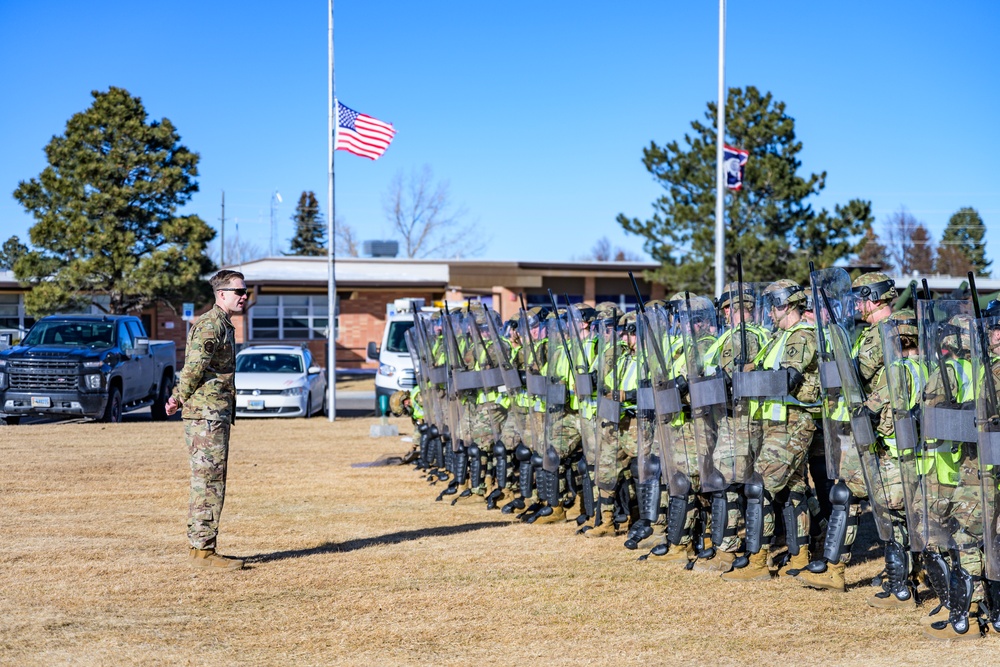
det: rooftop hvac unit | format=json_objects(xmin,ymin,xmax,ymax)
[{"xmin": 362, "ymin": 240, "xmax": 399, "ymax": 258}]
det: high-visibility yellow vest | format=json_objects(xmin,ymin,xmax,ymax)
[{"xmin": 757, "ymin": 322, "xmax": 819, "ymax": 422}]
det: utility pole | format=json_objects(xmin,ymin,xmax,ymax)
[{"xmin": 220, "ymin": 190, "xmax": 226, "ymax": 266}]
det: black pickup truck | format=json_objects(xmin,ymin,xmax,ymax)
[{"xmin": 0, "ymin": 315, "xmax": 176, "ymax": 423}]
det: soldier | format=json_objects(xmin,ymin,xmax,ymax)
[
  {"xmin": 691, "ymin": 283, "xmax": 771, "ymax": 572},
  {"xmin": 165, "ymin": 269, "xmax": 246, "ymax": 571},
  {"xmin": 796, "ymin": 270, "xmax": 901, "ymax": 592},
  {"xmin": 723, "ymin": 279, "xmax": 820, "ymax": 582}
]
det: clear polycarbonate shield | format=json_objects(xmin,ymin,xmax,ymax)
[
  {"xmin": 677, "ymin": 294, "xmax": 729, "ymax": 493},
  {"xmin": 466, "ymin": 303, "xmax": 504, "ymax": 446},
  {"xmin": 594, "ymin": 315, "xmax": 623, "ymax": 494},
  {"xmin": 403, "ymin": 327, "xmax": 437, "ymax": 423},
  {"xmin": 481, "ymin": 307, "xmax": 532, "ymax": 448},
  {"xmin": 916, "ymin": 298, "xmax": 977, "ymax": 551},
  {"xmin": 826, "ymin": 309, "xmax": 894, "ymax": 542},
  {"xmin": 518, "ymin": 308, "xmax": 548, "ymax": 458},
  {"xmin": 879, "ymin": 318, "xmax": 927, "ymax": 551},
  {"xmin": 633, "ymin": 310, "xmax": 660, "ymax": 489},
  {"xmin": 414, "ymin": 311, "xmax": 450, "ymax": 434},
  {"xmin": 718, "ymin": 284, "xmax": 769, "ymax": 486},
  {"xmin": 972, "ymin": 315, "xmax": 1000, "ymax": 580},
  {"xmin": 566, "ymin": 307, "xmax": 600, "ymax": 467},
  {"xmin": 542, "ymin": 315, "xmax": 573, "ymax": 475},
  {"xmin": 809, "ymin": 266, "xmax": 861, "ymax": 480},
  {"xmin": 644, "ymin": 302, "xmax": 697, "ymax": 497},
  {"xmin": 441, "ymin": 309, "xmax": 477, "ymax": 452}
]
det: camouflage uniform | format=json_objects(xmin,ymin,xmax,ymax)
[{"xmin": 173, "ymin": 304, "xmax": 237, "ymax": 551}]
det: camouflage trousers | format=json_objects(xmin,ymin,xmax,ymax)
[
  {"xmin": 499, "ymin": 403, "xmax": 534, "ymax": 451},
  {"xmin": 595, "ymin": 414, "xmax": 637, "ymax": 493},
  {"xmin": 702, "ymin": 409, "xmax": 760, "ymax": 553},
  {"xmin": 468, "ymin": 402, "xmax": 506, "ymax": 445},
  {"xmin": 186, "ymin": 419, "xmax": 232, "ymax": 550},
  {"xmin": 757, "ymin": 408, "xmax": 814, "ymax": 544}
]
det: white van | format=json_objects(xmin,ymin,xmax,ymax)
[{"xmin": 367, "ymin": 298, "xmax": 422, "ymax": 414}]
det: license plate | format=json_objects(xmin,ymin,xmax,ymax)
[
  {"xmin": 247, "ymin": 399, "xmax": 265, "ymax": 410},
  {"xmin": 31, "ymin": 396, "xmax": 51, "ymax": 408}
]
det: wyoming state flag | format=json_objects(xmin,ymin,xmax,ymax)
[{"xmin": 724, "ymin": 145, "xmax": 749, "ymax": 190}]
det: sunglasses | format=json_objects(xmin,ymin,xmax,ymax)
[{"xmin": 218, "ymin": 288, "xmax": 248, "ymax": 296}]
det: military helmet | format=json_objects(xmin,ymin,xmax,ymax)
[
  {"xmin": 762, "ymin": 279, "xmax": 807, "ymax": 308},
  {"xmin": 887, "ymin": 308, "xmax": 918, "ymax": 338},
  {"xmin": 717, "ymin": 282, "xmax": 755, "ymax": 310},
  {"xmin": 388, "ymin": 390, "xmax": 409, "ymax": 416},
  {"xmin": 618, "ymin": 310, "xmax": 637, "ymax": 334},
  {"xmin": 572, "ymin": 304, "xmax": 598, "ymax": 323},
  {"xmin": 984, "ymin": 299, "xmax": 1000, "ymax": 320},
  {"xmin": 645, "ymin": 299, "xmax": 666, "ymax": 310},
  {"xmin": 595, "ymin": 302, "xmax": 621, "ymax": 326},
  {"xmin": 852, "ymin": 271, "xmax": 897, "ymax": 303},
  {"xmin": 940, "ymin": 314, "xmax": 973, "ymax": 353}
]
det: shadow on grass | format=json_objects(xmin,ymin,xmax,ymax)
[{"xmin": 244, "ymin": 521, "xmax": 508, "ymax": 564}]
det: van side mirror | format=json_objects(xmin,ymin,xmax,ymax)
[{"xmin": 366, "ymin": 341, "xmax": 379, "ymax": 361}]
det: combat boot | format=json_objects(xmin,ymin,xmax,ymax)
[
  {"xmin": 692, "ymin": 550, "xmax": 737, "ymax": 573},
  {"xmin": 779, "ymin": 548, "xmax": 812, "ymax": 577},
  {"xmin": 795, "ymin": 561, "xmax": 846, "ymax": 592},
  {"xmin": 920, "ymin": 604, "xmax": 951, "ymax": 627},
  {"xmin": 645, "ymin": 542, "xmax": 695, "ymax": 566},
  {"xmin": 721, "ymin": 547, "xmax": 772, "ymax": 582},
  {"xmin": 189, "ymin": 548, "xmax": 244, "ymax": 571},
  {"xmin": 923, "ymin": 604, "xmax": 983, "ymax": 641},
  {"xmin": 868, "ymin": 588, "xmax": 917, "ymax": 610},
  {"xmin": 583, "ymin": 509, "xmax": 619, "ymax": 537},
  {"xmin": 531, "ymin": 504, "xmax": 567, "ymax": 525}
]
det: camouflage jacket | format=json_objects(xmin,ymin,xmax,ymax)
[{"xmin": 173, "ymin": 304, "xmax": 237, "ymax": 422}]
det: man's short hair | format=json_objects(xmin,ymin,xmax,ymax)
[{"xmin": 210, "ymin": 270, "xmax": 245, "ymax": 291}]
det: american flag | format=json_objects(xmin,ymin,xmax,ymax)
[
  {"xmin": 335, "ymin": 100, "xmax": 396, "ymax": 160},
  {"xmin": 724, "ymin": 145, "xmax": 750, "ymax": 190}
]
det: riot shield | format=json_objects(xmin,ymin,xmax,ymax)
[
  {"xmin": 539, "ymin": 315, "xmax": 572, "ymax": 506},
  {"xmin": 809, "ymin": 267, "xmax": 860, "ymax": 482},
  {"xmin": 973, "ymin": 314, "xmax": 1000, "ymax": 582},
  {"xmin": 566, "ymin": 306, "xmax": 600, "ymax": 470},
  {"xmin": 629, "ymin": 314, "xmax": 662, "ymax": 544},
  {"xmin": 915, "ymin": 298, "xmax": 977, "ymax": 553},
  {"xmin": 824, "ymin": 295, "xmax": 895, "ymax": 543},
  {"xmin": 594, "ymin": 315, "xmax": 623, "ymax": 498},
  {"xmin": 465, "ymin": 304, "xmax": 506, "ymax": 490},
  {"xmin": 678, "ymin": 294, "xmax": 727, "ymax": 494},
  {"xmin": 879, "ymin": 318, "xmax": 926, "ymax": 552}
]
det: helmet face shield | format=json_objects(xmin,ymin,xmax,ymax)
[{"xmin": 851, "ymin": 278, "xmax": 896, "ymax": 303}]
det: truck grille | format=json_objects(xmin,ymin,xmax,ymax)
[
  {"xmin": 399, "ymin": 369, "xmax": 416, "ymax": 388},
  {"xmin": 9, "ymin": 359, "xmax": 79, "ymax": 390}
]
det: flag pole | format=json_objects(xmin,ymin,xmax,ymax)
[
  {"xmin": 327, "ymin": 0, "xmax": 337, "ymax": 421},
  {"xmin": 714, "ymin": 0, "xmax": 726, "ymax": 298}
]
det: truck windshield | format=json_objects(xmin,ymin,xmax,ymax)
[
  {"xmin": 386, "ymin": 321, "xmax": 414, "ymax": 353},
  {"xmin": 23, "ymin": 321, "xmax": 115, "ymax": 347}
]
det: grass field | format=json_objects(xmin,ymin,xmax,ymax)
[{"xmin": 0, "ymin": 416, "xmax": 990, "ymax": 665}]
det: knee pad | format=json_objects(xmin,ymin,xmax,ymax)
[
  {"xmin": 822, "ymin": 481, "xmax": 854, "ymax": 563},
  {"xmin": 782, "ymin": 490, "xmax": 809, "ymax": 556},
  {"xmin": 514, "ymin": 443, "xmax": 532, "ymax": 462}
]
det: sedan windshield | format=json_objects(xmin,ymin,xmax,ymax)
[{"xmin": 236, "ymin": 353, "xmax": 303, "ymax": 373}]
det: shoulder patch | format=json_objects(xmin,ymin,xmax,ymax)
[{"xmin": 204, "ymin": 340, "xmax": 216, "ymax": 355}]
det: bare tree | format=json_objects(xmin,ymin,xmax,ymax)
[
  {"xmin": 334, "ymin": 217, "xmax": 360, "ymax": 257},
  {"xmin": 581, "ymin": 236, "xmax": 643, "ymax": 262},
  {"xmin": 883, "ymin": 208, "xmax": 918, "ymax": 275},
  {"xmin": 383, "ymin": 165, "xmax": 486, "ymax": 258},
  {"xmin": 209, "ymin": 234, "xmax": 265, "ymax": 267}
]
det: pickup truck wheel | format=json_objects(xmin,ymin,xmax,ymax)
[
  {"xmin": 150, "ymin": 374, "xmax": 173, "ymax": 421},
  {"xmin": 102, "ymin": 387, "xmax": 123, "ymax": 423}
]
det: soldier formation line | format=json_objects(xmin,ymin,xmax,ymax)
[{"xmin": 390, "ymin": 267, "xmax": 1000, "ymax": 641}]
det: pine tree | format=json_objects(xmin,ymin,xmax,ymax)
[
  {"xmin": 855, "ymin": 226, "xmax": 888, "ymax": 270},
  {"xmin": 617, "ymin": 86, "xmax": 870, "ymax": 291},
  {"xmin": 11, "ymin": 87, "xmax": 214, "ymax": 315},
  {"xmin": 937, "ymin": 207, "xmax": 991, "ymax": 276},
  {"xmin": 287, "ymin": 191, "xmax": 326, "ymax": 256}
]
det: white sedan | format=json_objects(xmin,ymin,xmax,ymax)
[{"xmin": 235, "ymin": 345, "xmax": 327, "ymax": 418}]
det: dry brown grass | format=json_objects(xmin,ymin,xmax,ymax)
[
  {"xmin": 0, "ymin": 417, "xmax": 992, "ymax": 666},
  {"xmin": 334, "ymin": 376, "xmax": 375, "ymax": 392}
]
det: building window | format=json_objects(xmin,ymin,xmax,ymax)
[
  {"xmin": 0, "ymin": 294, "xmax": 36, "ymax": 339},
  {"xmin": 249, "ymin": 294, "xmax": 338, "ymax": 341}
]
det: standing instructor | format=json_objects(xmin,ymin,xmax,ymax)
[{"xmin": 166, "ymin": 270, "xmax": 246, "ymax": 571}]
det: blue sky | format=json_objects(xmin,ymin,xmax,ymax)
[{"xmin": 1, "ymin": 1, "xmax": 998, "ymax": 269}]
